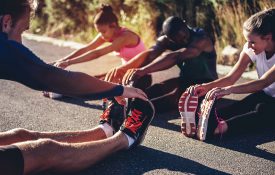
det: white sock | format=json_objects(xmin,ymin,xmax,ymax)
[
  {"xmin": 124, "ymin": 133, "xmax": 135, "ymax": 147},
  {"xmin": 99, "ymin": 123, "xmax": 114, "ymax": 137}
]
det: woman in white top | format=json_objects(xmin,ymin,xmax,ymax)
[{"xmin": 188, "ymin": 8, "xmax": 275, "ymax": 139}]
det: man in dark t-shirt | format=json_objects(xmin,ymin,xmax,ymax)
[{"xmin": 106, "ymin": 16, "xmax": 218, "ymax": 113}]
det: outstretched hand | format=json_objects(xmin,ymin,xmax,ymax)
[
  {"xmin": 205, "ymin": 87, "xmax": 231, "ymax": 100},
  {"xmin": 104, "ymin": 67, "xmax": 127, "ymax": 83},
  {"xmin": 54, "ymin": 60, "xmax": 69, "ymax": 69},
  {"xmin": 122, "ymin": 68, "xmax": 144, "ymax": 85},
  {"xmin": 121, "ymin": 86, "xmax": 148, "ymax": 100},
  {"xmin": 186, "ymin": 84, "xmax": 208, "ymax": 97}
]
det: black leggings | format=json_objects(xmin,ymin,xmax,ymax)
[
  {"xmin": 0, "ymin": 145, "xmax": 24, "ymax": 175},
  {"xmin": 136, "ymin": 76, "xmax": 213, "ymax": 113},
  {"xmin": 207, "ymin": 91, "xmax": 275, "ymax": 135}
]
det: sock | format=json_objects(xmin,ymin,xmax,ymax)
[
  {"xmin": 99, "ymin": 123, "xmax": 114, "ymax": 137},
  {"xmin": 124, "ymin": 133, "xmax": 135, "ymax": 147}
]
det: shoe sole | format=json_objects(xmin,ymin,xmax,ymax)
[
  {"xmin": 197, "ymin": 98, "xmax": 215, "ymax": 141},
  {"xmin": 178, "ymin": 92, "xmax": 198, "ymax": 137}
]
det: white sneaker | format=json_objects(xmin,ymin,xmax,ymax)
[
  {"xmin": 197, "ymin": 97, "xmax": 216, "ymax": 141},
  {"xmin": 178, "ymin": 91, "xmax": 198, "ymax": 137}
]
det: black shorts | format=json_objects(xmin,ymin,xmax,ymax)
[{"xmin": 0, "ymin": 145, "xmax": 24, "ymax": 175}]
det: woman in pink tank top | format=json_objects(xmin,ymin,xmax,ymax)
[{"xmin": 52, "ymin": 4, "xmax": 146, "ymax": 78}]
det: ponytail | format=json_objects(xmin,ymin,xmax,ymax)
[{"xmin": 94, "ymin": 4, "xmax": 118, "ymax": 25}]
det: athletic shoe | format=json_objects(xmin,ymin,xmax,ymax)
[
  {"xmin": 120, "ymin": 99, "xmax": 155, "ymax": 148},
  {"xmin": 197, "ymin": 97, "xmax": 216, "ymax": 141},
  {"xmin": 99, "ymin": 99, "xmax": 126, "ymax": 132},
  {"xmin": 178, "ymin": 91, "xmax": 198, "ymax": 137}
]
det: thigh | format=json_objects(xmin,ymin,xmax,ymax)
[
  {"xmin": 146, "ymin": 77, "xmax": 182, "ymax": 113},
  {"xmin": 145, "ymin": 77, "xmax": 181, "ymax": 99}
]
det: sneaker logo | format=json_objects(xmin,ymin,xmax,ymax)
[{"xmin": 125, "ymin": 109, "xmax": 144, "ymax": 134}]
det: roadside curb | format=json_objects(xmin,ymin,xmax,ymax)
[{"xmin": 23, "ymin": 33, "xmax": 258, "ymax": 80}]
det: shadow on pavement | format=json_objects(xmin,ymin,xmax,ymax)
[
  {"xmin": 207, "ymin": 128, "xmax": 275, "ymax": 162},
  {"xmin": 55, "ymin": 97, "xmax": 103, "ymax": 110},
  {"xmin": 150, "ymin": 98, "xmax": 275, "ymax": 162},
  {"xmin": 39, "ymin": 146, "xmax": 230, "ymax": 175}
]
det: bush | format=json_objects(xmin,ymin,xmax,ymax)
[{"xmin": 30, "ymin": 0, "xmax": 275, "ymax": 63}]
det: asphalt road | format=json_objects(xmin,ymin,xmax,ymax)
[{"xmin": 0, "ymin": 36, "xmax": 274, "ymax": 175}]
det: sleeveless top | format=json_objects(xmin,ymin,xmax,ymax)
[{"xmin": 109, "ymin": 27, "xmax": 146, "ymax": 64}]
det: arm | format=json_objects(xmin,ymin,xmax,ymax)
[
  {"xmin": 227, "ymin": 65, "xmax": 275, "ymax": 94},
  {"xmin": 55, "ymin": 33, "xmax": 134, "ymax": 68},
  {"xmin": 104, "ymin": 45, "xmax": 165, "ymax": 83},
  {"xmin": 206, "ymin": 65, "xmax": 275, "ymax": 99},
  {"xmin": 203, "ymin": 51, "xmax": 252, "ymax": 91},
  {"xmin": 190, "ymin": 51, "xmax": 252, "ymax": 97},
  {"xmin": 59, "ymin": 34, "xmax": 105, "ymax": 62},
  {"xmin": 140, "ymin": 36, "xmax": 214, "ymax": 75}
]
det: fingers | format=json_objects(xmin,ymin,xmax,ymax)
[
  {"xmin": 121, "ymin": 86, "xmax": 148, "ymax": 101},
  {"xmin": 135, "ymin": 88, "xmax": 148, "ymax": 101},
  {"xmin": 186, "ymin": 84, "xmax": 201, "ymax": 96},
  {"xmin": 105, "ymin": 68, "xmax": 116, "ymax": 82},
  {"xmin": 206, "ymin": 87, "xmax": 220, "ymax": 100},
  {"xmin": 122, "ymin": 69, "xmax": 135, "ymax": 85}
]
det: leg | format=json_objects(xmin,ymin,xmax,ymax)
[
  {"xmin": 142, "ymin": 77, "xmax": 183, "ymax": 113},
  {"xmin": 0, "ymin": 127, "xmax": 107, "ymax": 146},
  {"xmin": 209, "ymin": 91, "xmax": 275, "ymax": 135},
  {"xmin": 16, "ymin": 132, "xmax": 128, "ymax": 175}
]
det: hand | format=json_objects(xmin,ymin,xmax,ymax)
[
  {"xmin": 205, "ymin": 87, "xmax": 231, "ymax": 100},
  {"xmin": 54, "ymin": 60, "xmax": 69, "ymax": 69},
  {"xmin": 120, "ymin": 86, "xmax": 148, "ymax": 101},
  {"xmin": 186, "ymin": 84, "xmax": 208, "ymax": 97},
  {"xmin": 104, "ymin": 67, "xmax": 126, "ymax": 83},
  {"xmin": 122, "ymin": 68, "xmax": 144, "ymax": 85}
]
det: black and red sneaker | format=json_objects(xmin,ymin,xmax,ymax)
[
  {"xmin": 120, "ymin": 99, "xmax": 155, "ymax": 148},
  {"xmin": 99, "ymin": 99, "xmax": 126, "ymax": 132}
]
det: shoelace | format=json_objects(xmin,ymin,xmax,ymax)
[
  {"xmin": 100, "ymin": 109, "xmax": 110, "ymax": 121},
  {"xmin": 125, "ymin": 109, "xmax": 143, "ymax": 133}
]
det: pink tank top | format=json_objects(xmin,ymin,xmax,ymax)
[{"xmin": 109, "ymin": 27, "xmax": 146, "ymax": 64}]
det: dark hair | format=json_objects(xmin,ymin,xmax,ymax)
[
  {"xmin": 162, "ymin": 16, "xmax": 188, "ymax": 38},
  {"xmin": 93, "ymin": 4, "xmax": 118, "ymax": 25},
  {"xmin": 0, "ymin": 0, "xmax": 37, "ymax": 30},
  {"xmin": 243, "ymin": 8, "xmax": 275, "ymax": 40}
]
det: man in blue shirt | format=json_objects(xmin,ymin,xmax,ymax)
[{"xmin": 0, "ymin": 1, "xmax": 154, "ymax": 174}]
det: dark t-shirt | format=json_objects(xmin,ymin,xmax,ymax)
[
  {"xmin": 151, "ymin": 28, "xmax": 218, "ymax": 81},
  {"xmin": 0, "ymin": 32, "xmax": 123, "ymax": 99}
]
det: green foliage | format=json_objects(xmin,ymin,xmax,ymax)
[{"xmin": 30, "ymin": 0, "xmax": 275, "ymax": 63}]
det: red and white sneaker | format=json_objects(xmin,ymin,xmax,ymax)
[
  {"xmin": 197, "ymin": 97, "xmax": 216, "ymax": 141},
  {"xmin": 178, "ymin": 91, "xmax": 198, "ymax": 137}
]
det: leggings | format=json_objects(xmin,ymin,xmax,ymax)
[{"xmin": 207, "ymin": 91, "xmax": 275, "ymax": 136}]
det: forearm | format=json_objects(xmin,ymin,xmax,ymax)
[
  {"xmin": 227, "ymin": 80, "xmax": 265, "ymax": 95},
  {"xmin": 203, "ymin": 76, "xmax": 236, "ymax": 91},
  {"xmin": 117, "ymin": 50, "xmax": 151, "ymax": 71},
  {"xmin": 40, "ymin": 66, "xmax": 123, "ymax": 99},
  {"xmin": 67, "ymin": 51, "xmax": 99, "ymax": 65},
  {"xmin": 141, "ymin": 52, "xmax": 178, "ymax": 74},
  {"xmin": 60, "ymin": 48, "xmax": 88, "ymax": 61}
]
